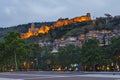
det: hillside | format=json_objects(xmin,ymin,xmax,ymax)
[
  {"xmin": 0, "ymin": 22, "xmax": 53, "ymax": 39},
  {"xmin": 0, "ymin": 15, "xmax": 120, "ymax": 41}
]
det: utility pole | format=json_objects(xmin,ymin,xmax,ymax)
[{"xmin": 104, "ymin": 13, "xmax": 112, "ymax": 46}]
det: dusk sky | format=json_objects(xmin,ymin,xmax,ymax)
[{"xmin": 0, "ymin": 0, "xmax": 120, "ymax": 27}]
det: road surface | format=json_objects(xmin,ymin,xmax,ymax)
[{"xmin": 0, "ymin": 71, "xmax": 120, "ymax": 80}]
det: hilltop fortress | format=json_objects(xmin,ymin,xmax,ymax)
[{"xmin": 21, "ymin": 13, "xmax": 91, "ymax": 39}]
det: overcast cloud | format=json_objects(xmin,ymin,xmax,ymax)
[{"xmin": 0, "ymin": 0, "xmax": 120, "ymax": 27}]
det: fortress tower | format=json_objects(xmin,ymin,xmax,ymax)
[{"xmin": 86, "ymin": 13, "xmax": 91, "ymax": 18}]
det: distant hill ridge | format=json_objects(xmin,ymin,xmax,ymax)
[{"xmin": 0, "ymin": 13, "xmax": 120, "ymax": 40}]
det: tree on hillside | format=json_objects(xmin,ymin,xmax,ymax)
[
  {"xmin": 80, "ymin": 39, "xmax": 104, "ymax": 70},
  {"xmin": 107, "ymin": 36, "xmax": 120, "ymax": 65},
  {"xmin": 0, "ymin": 41, "xmax": 6, "ymax": 67},
  {"xmin": 57, "ymin": 44, "xmax": 81, "ymax": 67},
  {"xmin": 1, "ymin": 32, "xmax": 30, "ymax": 70}
]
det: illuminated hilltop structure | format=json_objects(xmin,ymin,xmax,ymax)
[{"xmin": 21, "ymin": 13, "xmax": 91, "ymax": 39}]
